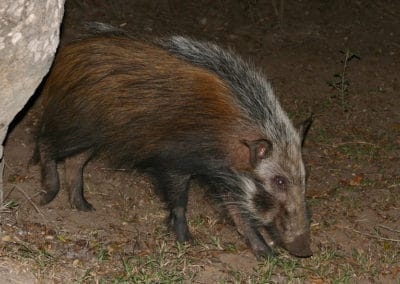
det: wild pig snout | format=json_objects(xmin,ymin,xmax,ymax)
[{"xmin": 284, "ymin": 231, "xmax": 312, "ymax": 258}]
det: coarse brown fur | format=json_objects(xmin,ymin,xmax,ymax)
[
  {"xmin": 34, "ymin": 28, "xmax": 312, "ymax": 259},
  {"xmin": 39, "ymin": 36, "xmax": 257, "ymax": 171}
]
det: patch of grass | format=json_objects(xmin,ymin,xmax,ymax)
[
  {"xmin": 315, "ymin": 128, "xmax": 332, "ymax": 145},
  {"xmin": 280, "ymin": 257, "xmax": 304, "ymax": 281},
  {"xmin": 352, "ymin": 248, "xmax": 379, "ymax": 276},
  {"xmin": 249, "ymin": 245, "xmax": 390, "ymax": 282},
  {"xmin": 334, "ymin": 190, "xmax": 364, "ymax": 213},
  {"xmin": 252, "ymin": 256, "xmax": 279, "ymax": 283},
  {"xmin": 5, "ymin": 240, "xmax": 59, "ymax": 280},
  {"xmin": 380, "ymin": 243, "xmax": 400, "ymax": 265},
  {"xmin": 224, "ymin": 242, "xmax": 239, "ymax": 253},
  {"xmin": 91, "ymin": 241, "xmax": 194, "ymax": 283},
  {"xmin": 116, "ymin": 256, "xmax": 185, "ymax": 282},
  {"xmin": 331, "ymin": 263, "xmax": 354, "ymax": 284},
  {"xmin": 97, "ymin": 247, "xmax": 111, "ymax": 262},
  {"xmin": 336, "ymin": 143, "xmax": 379, "ymax": 162},
  {"xmin": 194, "ymin": 233, "xmax": 228, "ymax": 254},
  {"xmin": 250, "ymin": 253, "xmax": 308, "ymax": 282},
  {"xmin": 190, "ymin": 214, "xmax": 206, "ymax": 228},
  {"xmin": 360, "ymin": 176, "xmax": 374, "ymax": 187},
  {"xmin": 305, "ymin": 247, "xmax": 341, "ymax": 278}
]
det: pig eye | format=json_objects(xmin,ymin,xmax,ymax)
[{"xmin": 274, "ymin": 176, "xmax": 287, "ymax": 189}]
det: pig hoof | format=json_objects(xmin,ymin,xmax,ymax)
[
  {"xmin": 39, "ymin": 191, "xmax": 59, "ymax": 205},
  {"xmin": 174, "ymin": 222, "xmax": 191, "ymax": 242},
  {"xmin": 169, "ymin": 212, "xmax": 191, "ymax": 242},
  {"xmin": 254, "ymin": 247, "xmax": 276, "ymax": 260},
  {"xmin": 70, "ymin": 199, "xmax": 95, "ymax": 211},
  {"xmin": 176, "ymin": 230, "xmax": 191, "ymax": 243}
]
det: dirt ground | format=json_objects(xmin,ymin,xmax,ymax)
[{"xmin": 1, "ymin": 0, "xmax": 400, "ymax": 283}]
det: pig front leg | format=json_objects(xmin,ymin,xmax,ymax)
[
  {"xmin": 153, "ymin": 171, "xmax": 192, "ymax": 242},
  {"xmin": 225, "ymin": 201, "xmax": 274, "ymax": 259}
]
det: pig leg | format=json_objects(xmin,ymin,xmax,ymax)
[
  {"xmin": 38, "ymin": 143, "xmax": 60, "ymax": 205},
  {"xmin": 170, "ymin": 186, "xmax": 191, "ymax": 242},
  {"xmin": 64, "ymin": 150, "xmax": 93, "ymax": 211},
  {"xmin": 225, "ymin": 202, "xmax": 274, "ymax": 259},
  {"xmin": 156, "ymin": 172, "xmax": 191, "ymax": 242}
]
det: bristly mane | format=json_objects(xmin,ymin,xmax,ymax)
[{"xmin": 158, "ymin": 36, "xmax": 299, "ymax": 145}]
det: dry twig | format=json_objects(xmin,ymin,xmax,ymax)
[
  {"xmin": 331, "ymin": 141, "xmax": 377, "ymax": 148},
  {"xmin": 345, "ymin": 227, "xmax": 400, "ymax": 242},
  {"xmin": 13, "ymin": 185, "xmax": 47, "ymax": 222},
  {"xmin": 376, "ymin": 225, "xmax": 400, "ymax": 234}
]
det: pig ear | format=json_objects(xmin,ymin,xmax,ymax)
[
  {"xmin": 297, "ymin": 114, "xmax": 313, "ymax": 146},
  {"xmin": 242, "ymin": 139, "xmax": 272, "ymax": 168}
]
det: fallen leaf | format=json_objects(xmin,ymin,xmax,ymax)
[
  {"xmin": 350, "ymin": 174, "xmax": 363, "ymax": 186},
  {"xmin": 311, "ymin": 278, "xmax": 326, "ymax": 284}
]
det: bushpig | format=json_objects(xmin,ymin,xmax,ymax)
[{"xmin": 33, "ymin": 24, "xmax": 313, "ymax": 259}]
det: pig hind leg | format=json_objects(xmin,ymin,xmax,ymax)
[
  {"xmin": 38, "ymin": 143, "xmax": 60, "ymax": 205},
  {"xmin": 155, "ymin": 172, "xmax": 192, "ymax": 242},
  {"xmin": 64, "ymin": 150, "xmax": 94, "ymax": 211}
]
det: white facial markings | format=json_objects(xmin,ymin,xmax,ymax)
[
  {"xmin": 251, "ymin": 137, "xmax": 309, "ymax": 242},
  {"xmin": 239, "ymin": 175, "xmax": 277, "ymax": 224},
  {"xmin": 239, "ymin": 175, "xmax": 257, "ymax": 215}
]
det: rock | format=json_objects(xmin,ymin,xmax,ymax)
[
  {"xmin": 0, "ymin": 0, "xmax": 65, "ymax": 161},
  {"xmin": 0, "ymin": 1, "xmax": 64, "ymax": 281}
]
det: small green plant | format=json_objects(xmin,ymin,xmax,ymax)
[
  {"xmin": 190, "ymin": 214, "xmax": 206, "ymax": 227},
  {"xmin": 210, "ymin": 236, "xmax": 223, "ymax": 250},
  {"xmin": 327, "ymin": 49, "xmax": 360, "ymax": 110},
  {"xmin": 97, "ymin": 248, "xmax": 110, "ymax": 262},
  {"xmin": 1, "ymin": 199, "xmax": 19, "ymax": 210},
  {"xmin": 337, "ymin": 143, "xmax": 379, "ymax": 162},
  {"xmin": 253, "ymin": 256, "xmax": 279, "ymax": 282}
]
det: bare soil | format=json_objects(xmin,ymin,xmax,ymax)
[{"xmin": 1, "ymin": 1, "xmax": 400, "ymax": 283}]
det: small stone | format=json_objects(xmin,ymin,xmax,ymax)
[
  {"xmin": 2, "ymin": 235, "xmax": 12, "ymax": 242},
  {"xmin": 72, "ymin": 259, "xmax": 80, "ymax": 267}
]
